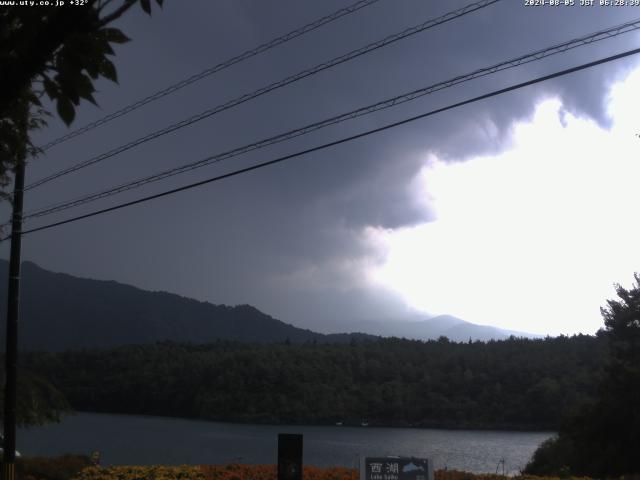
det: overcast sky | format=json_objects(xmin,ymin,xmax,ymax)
[{"xmin": 3, "ymin": 0, "xmax": 639, "ymax": 336}]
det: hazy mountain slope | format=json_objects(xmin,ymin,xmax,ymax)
[
  {"xmin": 348, "ymin": 314, "xmax": 535, "ymax": 342},
  {"xmin": 0, "ymin": 260, "xmax": 375, "ymax": 350},
  {"xmin": 0, "ymin": 260, "xmax": 534, "ymax": 350}
]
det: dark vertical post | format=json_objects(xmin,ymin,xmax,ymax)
[
  {"xmin": 3, "ymin": 160, "xmax": 25, "ymax": 480},
  {"xmin": 277, "ymin": 433, "xmax": 303, "ymax": 480}
]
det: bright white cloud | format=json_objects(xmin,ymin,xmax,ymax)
[{"xmin": 367, "ymin": 67, "xmax": 640, "ymax": 335}]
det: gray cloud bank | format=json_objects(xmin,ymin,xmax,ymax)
[{"xmin": 5, "ymin": 0, "xmax": 640, "ymax": 332}]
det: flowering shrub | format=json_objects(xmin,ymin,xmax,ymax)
[
  {"xmin": 71, "ymin": 465, "xmax": 356, "ymax": 480},
  {"xmin": 17, "ymin": 454, "xmax": 92, "ymax": 480},
  {"xmin": 72, "ymin": 465, "xmax": 205, "ymax": 480},
  {"xmin": 199, "ymin": 465, "xmax": 356, "ymax": 480},
  {"xmin": 11, "ymin": 461, "xmax": 610, "ymax": 480}
]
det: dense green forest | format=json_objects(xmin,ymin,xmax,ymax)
[{"xmin": 22, "ymin": 334, "xmax": 604, "ymax": 430}]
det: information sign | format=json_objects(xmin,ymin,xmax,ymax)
[{"xmin": 361, "ymin": 457, "xmax": 434, "ymax": 480}]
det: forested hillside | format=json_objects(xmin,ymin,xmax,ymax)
[{"xmin": 22, "ymin": 334, "xmax": 604, "ymax": 430}]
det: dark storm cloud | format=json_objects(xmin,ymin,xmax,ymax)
[{"xmin": 5, "ymin": 0, "xmax": 639, "ymax": 329}]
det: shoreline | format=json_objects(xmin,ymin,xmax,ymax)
[{"xmin": 66, "ymin": 410, "xmax": 557, "ymax": 434}]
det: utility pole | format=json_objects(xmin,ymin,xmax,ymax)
[{"xmin": 3, "ymin": 159, "xmax": 25, "ymax": 480}]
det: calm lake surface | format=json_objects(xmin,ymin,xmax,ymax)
[{"xmin": 18, "ymin": 412, "xmax": 553, "ymax": 475}]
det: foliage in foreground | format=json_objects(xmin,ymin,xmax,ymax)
[
  {"xmin": 525, "ymin": 274, "xmax": 640, "ymax": 477},
  {"xmin": 0, "ymin": 369, "xmax": 70, "ymax": 427},
  {"xmin": 22, "ymin": 462, "xmax": 598, "ymax": 480},
  {"xmin": 17, "ymin": 454, "xmax": 92, "ymax": 480},
  {"xmin": 0, "ymin": 0, "xmax": 164, "ymax": 196}
]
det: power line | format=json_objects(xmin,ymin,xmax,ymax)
[
  {"xmin": 20, "ymin": 18, "xmax": 640, "ymax": 221},
  {"xmin": 36, "ymin": 0, "xmax": 383, "ymax": 152},
  {"xmin": 9, "ymin": 46, "xmax": 640, "ymax": 240},
  {"xmin": 25, "ymin": 0, "xmax": 501, "ymax": 191}
]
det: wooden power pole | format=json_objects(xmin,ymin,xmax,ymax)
[{"xmin": 3, "ymin": 159, "xmax": 25, "ymax": 480}]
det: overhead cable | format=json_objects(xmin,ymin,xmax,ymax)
[
  {"xmin": 26, "ymin": 0, "xmax": 501, "ymax": 191},
  {"xmin": 9, "ymin": 46, "xmax": 640, "ymax": 240},
  {"xmin": 36, "ymin": 0, "xmax": 384, "ymax": 152},
  {"xmin": 21, "ymin": 18, "xmax": 640, "ymax": 221}
]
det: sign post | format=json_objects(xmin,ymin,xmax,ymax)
[
  {"xmin": 277, "ymin": 433, "xmax": 303, "ymax": 480},
  {"xmin": 361, "ymin": 457, "xmax": 434, "ymax": 480}
]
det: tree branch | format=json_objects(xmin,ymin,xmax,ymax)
[
  {"xmin": 98, "ymin": 0, "xmax": 118, "ymax": 13},
  {"xmin": 98, "ymin": 0, "xmax": 137, "ymax": 27}
]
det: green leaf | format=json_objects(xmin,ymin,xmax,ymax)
[
  {"xmin": 76, "ymin": 74, "xmax": 97, "ymax": 105},
  {"xmin": 99, "ymin": 37, "xmax": 115, "ymax": 56},
  {"xmin": 56, "ymin": 96, "xmax": 75, "ymax": 126},
  {"xmin": 99, "ymin": 58, "xmax": 118, "ymax": 83},
  {"xmin": 84, "ymin": 57, "xmax": 101, "ymax": 79},
  {"xmin": 27, "ymin": 92, "xmax": 42, "ymax": 107},
  {"xmin": 84, "ymin": 92, "xmax": 98, "ymax": 106},
  {"xmin": 140, "ymin": 0, "xmax": 151, "ymax": 14},
  {"xmin": 101, "ymin": 27, "xmax": 130, "ymax": 44},
  {"xmin": 42, "ymin": 76, "xmax": 58, "ymax": 99},
  {"xmin": 55, "ymin": 73, "xmax": 81, "ymax": 105}
]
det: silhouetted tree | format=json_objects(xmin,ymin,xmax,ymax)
[
  {"xmin": 1, "ymin": 0, "xmax": 164, "ymax": 427},
  {"xmin": 0, "ymin": 0, "xmax": 163, "ymax": 194},
  {"xmin": 526, "ymin": 273, "xmax": 640, "ymax": 476},
  {"xmin": 0, "ymin": 369, "xmax": 70, "ymax": 427}
]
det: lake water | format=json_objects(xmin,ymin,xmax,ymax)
[{"xmin": 18, "ymin": 412, "xmax": 553, "ymax": 475}]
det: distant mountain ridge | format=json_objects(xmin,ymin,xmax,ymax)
[
  {"xmin": 0, "ymin": 260, "xmax": 532, "ymax": 351},
  {"xmin": 347, "ymin": 313, "xmax": 534, "ymax": 342},
  {"xmin": 0, "ymin": 260, "xmax": 375, "ymax": 351}
]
